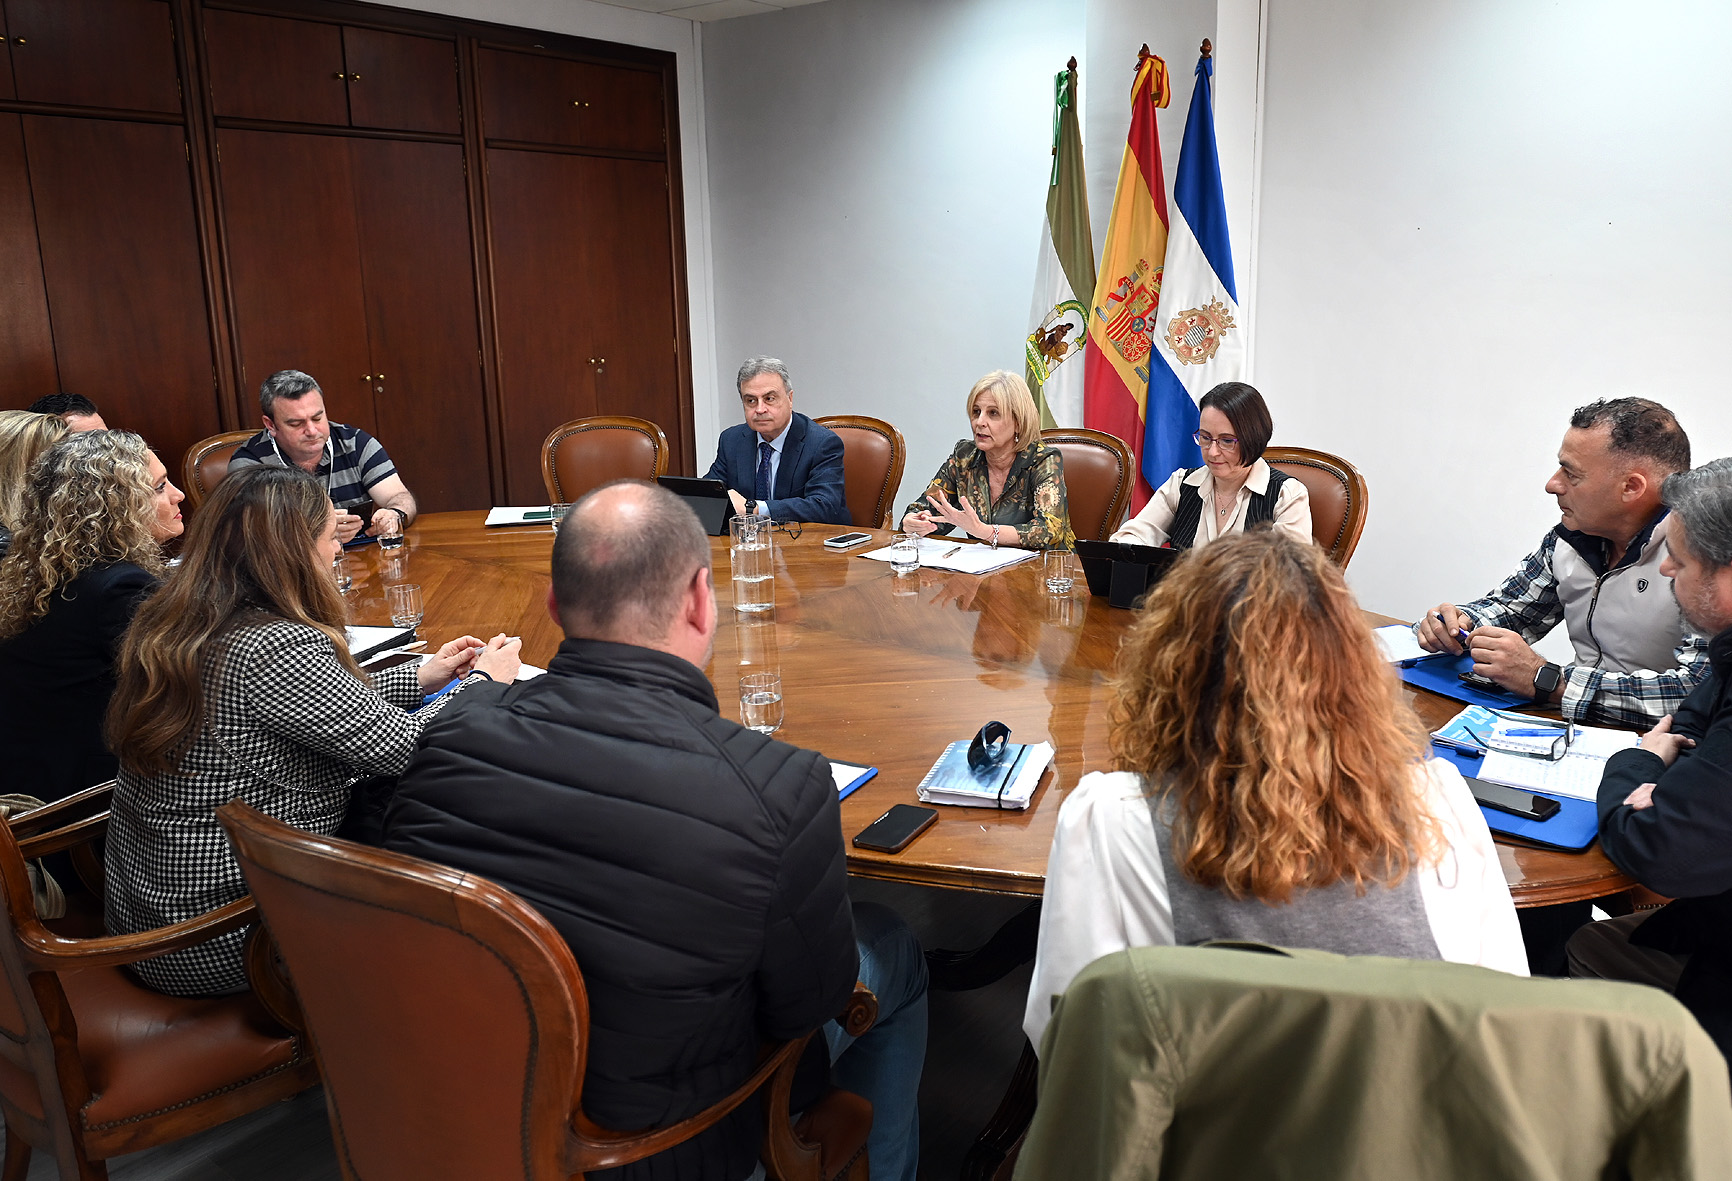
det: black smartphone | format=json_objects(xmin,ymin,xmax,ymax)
[
  {"xmin": 1458, "ymin": 670, "xmax": 1502, "ymax": 691},
  {"xmin": 1465, "ymin": 777, "xmax": 1561, "ymax": 822},
  {"xmin": 852, "ymin": 804, "xmax": 939, "ymax": 853}
]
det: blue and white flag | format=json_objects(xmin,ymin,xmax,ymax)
[{"xmin": 1140, "ymin": 47, "xmax": 1241, "ymax": 490}]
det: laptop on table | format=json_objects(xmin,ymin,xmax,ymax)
[{"xmin": 658, "ymin": 476, "xmax": 733, "ymax": 536}]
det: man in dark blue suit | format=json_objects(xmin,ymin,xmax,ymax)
[{"xmin": 704, "ymin": 356, "xmax": 849, "ymax": 525}]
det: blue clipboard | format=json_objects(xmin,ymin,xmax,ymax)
[
  {"xmin": 1400, "ymin": 652, "xmax": 1532, "ymax": 710},
  {"xmin": 1430, "ymin": 743, "xmax": 1600, "ymax": 852}
]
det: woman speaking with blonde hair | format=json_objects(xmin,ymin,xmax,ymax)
[
  {"xmin": 0, "ymin": 431, "xmax": 184, "ymax": 803},
  {"xmin": 104, "ymin": 465, "xmax": 521, "ymax": 996},
  {"xmin": 901, "ymin": 370, "xmax": 1074, "ymax": 551},
  {"xmin": 1023, "ymin": 530, "xmax": 1527, "ymax": 1050}
]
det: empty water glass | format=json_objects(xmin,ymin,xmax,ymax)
[
  {"xmin": 889, "ymin": 533, "xmax": 920, "ymax": 574},
  {"xmin": 387, "ymin": 583, "xmax": 424, "ymax": 632},
  {"xmin": 1043, "ymin": 549, "xmax": 1077, "ymax": 594},
  {"xmin": 549, "ymin": 503, "xmax": 573, "ymax": 535},
  {"xmin": 740, "ymin": 672, "xmax": 783, "ymax": 734}
]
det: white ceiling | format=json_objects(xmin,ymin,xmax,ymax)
[{"xmin": 587, "ymin": 0, "xmax": 829, "ymax": 22}]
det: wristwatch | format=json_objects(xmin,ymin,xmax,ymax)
[{"xmin": 1532, "ymin": 662, "xmax": 1563, "ymax": 700}]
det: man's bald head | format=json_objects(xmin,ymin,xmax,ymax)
[{"xmin": 550, "ymin": 480, "xmax": 713, "ymax": 643}]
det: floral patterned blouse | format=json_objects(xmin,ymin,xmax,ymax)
[{"xmin": 904, "ymin": 439, "xmax": 1075, "ymax": 551}]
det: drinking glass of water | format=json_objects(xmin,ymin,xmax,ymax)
[
  {"xmin": 889, "ymin": 533, "xmax": 920, "ymax": 574},
  {"xmin": 376, "ymin": 510, "xmax": 405, "ymax": 553},
  {"xmin": 740, "ymin": 672, "xmax": 784, "ymax": 734},
  {"xmin": 1043, "ymin": 549, "xmax": 1077, "ymax": 594},
  {"xmin": 730, "ymin": 515, "xmax": 775, "ymax": 613},
  {"xmin": 332, "ymin": 556, "xmax": 353, "ymax": 593},
  {"xmin": 387, "ymin": 583, "xmax": 424, "ymax": 632}
]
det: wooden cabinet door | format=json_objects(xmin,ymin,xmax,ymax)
[
  {"xmin": 0, "ymin": 7, "xmax": 14, "ymax": 101},
  {"xmin": 216, "ymin": 129, "xmax": 375, "ymax": 437},
  {"xmin": 351, "ymin": 139, "xmax": 487, "ymax": 510},
  {"xmin": 22, "ymin": 115, "xmax": 216, "ymax": 467},
  {"xmin": 0, "ymin": 114, "xmax": 56, "ymax": 405},
  {"xmin": 342, "ymin": 27, "xmax": 459, "ymax": 136},
  {"xmin": 478, "ymin": 48, "xmax": 664, "ymax": 154},
  {"xmin": 3, "ymin": 0, "xmax": 181, "ymax": 113},
  {"xmin": 203, "ymin": 9, "xmax": 347, "ymax": 126},
  {"xmin": 485, "ymin": 147, "xmax": 598, "ymax": 505},
  {"xmin": 582, "ymin": 157, "xmax": 683, "ymax": 469}
]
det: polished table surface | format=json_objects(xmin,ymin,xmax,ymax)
[{"xmin": 348, "ymin": 511, "xmax": 1631, "ymax": 908}]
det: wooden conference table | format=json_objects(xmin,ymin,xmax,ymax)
[{"xmin": 351, "ymin": 511, "xmax": 1632, "ymax": 909}]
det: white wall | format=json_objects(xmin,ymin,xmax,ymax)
[
  {"xmin": 1252, "ymin": 0, "xmax": 1732, "ymax": 625},
  {"xmin": 701, "ymin": 0, "xmax": 1084, "ymax": 512},
  {"xmin": 371, "ymin": 0, "xmax": 725, "ymax": 456}
]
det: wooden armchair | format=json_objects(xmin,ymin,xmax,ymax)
[
  {"xmin": 217, "ymin": 800, "xmax": 875, "ymax": 1181},
  {"xmin": 0, "ymin": 783, "xmax": 318, "ymax": 1180}
]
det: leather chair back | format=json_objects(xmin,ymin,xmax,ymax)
[
  {"xmin": 815, "ymin": 415, "xmax": 905, "ymax": 529},
  {"xmin": 181, "ymin": 430, "xmax": 257, "ymax": 509},
  {"xmin": 1263, "ymin": 446, "xmax": 1369, "ymax": 567},
  {"xmin": 1041, "ymin": 428, "xmax": 1133, "ymax": 542},
  {"xmin": 541, "ymin": 416, "xmax": 668, "ymax": 504},
  {"xmin": 217, "ymin": 801, "xmax": 872, "ymax": 1181},
  {"xmin": 0, "ymin": 785, "xmax": 315, "ymax": 1179}
]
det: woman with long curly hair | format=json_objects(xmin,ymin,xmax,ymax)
[
  {"xmin": 1023, "ymin": 529, "xmax": 1527, "ymax": 1050},
  {"xmin": 0, "ymin": 430, "xmax": 184, "ymax": 802},
  {"xmin": 0, "ymin": 409, "xmax": 71, "ymax": 557},
  {"xmin": 103, "ymin": 464, "xmax": 520, "ymax": 996}
]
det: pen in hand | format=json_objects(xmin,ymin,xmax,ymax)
[{"xmin": 1435, "ymin": 612, "xmax": 1471, "ymax": 653}]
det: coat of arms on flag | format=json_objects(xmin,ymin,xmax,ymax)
[
  {"xmin": 1097, "ymin": 258, "xmax": 1161, "ymax": 368},
  {"xmin": 1025, "ymin": 300, "xmax": 1087, "ymax": 388},
  {"xmin": 1164, "ymin": 297, "xmax": 1236, "ymax": 365}
]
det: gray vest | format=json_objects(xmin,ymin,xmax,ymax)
[
  {"xmin": 1553, "ymin": 521, "xmax": 1687, "ymax": 674},
  {"xmin": 1150, "ymin": 794, "xmax": 1441, "ymax": 960}
]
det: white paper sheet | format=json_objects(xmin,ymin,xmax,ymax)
[
  {"xmin": 484, "ymin": 505, "xmax": 554, "ymax": 526},
  {"xmin": 1373, "ymin": 623, "xmax": 1428, "ymax": 664},
  {"xmin": 858, "ymin": 536, "xmax": 1039, "ymax": 575}
]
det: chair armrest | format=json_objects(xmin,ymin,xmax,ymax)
[
  {"xmin": 16, "ymin": 812, "xmax": 109, "ymax": 861},
  {"xmin": 17, "ymin": 896, "xmax": 256, "ymax": 971},
  {"xmin": 838, "ymin": 982, "xmax": 877, "ymax": 1038},
  {"xmin": 6, "ymin": 780, "xmax": 115, "ymax": 840},
  {"xmin": 568, "ymin": 1033, "xmax": 812, "ymax": 1173}
]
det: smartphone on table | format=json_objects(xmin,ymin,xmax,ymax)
[
  {"xmin": 824, "ymin": 532, "xmax": 874, "ymax": 551},
  {"xmin": 853, "ymin": 805, "xmax": 938, "ymax": 853},
  {"xmin": 1465, "ymin": 777, "xmax": 1561, "ymax": 822}
]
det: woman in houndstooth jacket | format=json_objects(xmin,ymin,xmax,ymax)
[{"xmin": 103, "ymin": 465, "xmax": 522, "ymax": 996}]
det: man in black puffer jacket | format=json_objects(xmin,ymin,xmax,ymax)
[{"xmin": 384, "ymin": 480, "xmax": 927, "ymax": 1181}]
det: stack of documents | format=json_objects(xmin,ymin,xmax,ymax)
[
  {"xmin": 915, "ymin": 741, "xmax": 1054, "ymax": 810},
  {"xmin": 858, "ymin": 537, "xmax": 1039, "ymax": 575},
  {"xmin": 1431, "ymin": 705, "xmax": 1638, "ymax": 801},
  {"xmin": 485, "ymin": 506, "xmax": 555, "ymax": 526}
]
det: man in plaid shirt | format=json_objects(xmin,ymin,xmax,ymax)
[{"xmin": 1416, "ymin": 399, "xmax": 1705, "ymax": 729}]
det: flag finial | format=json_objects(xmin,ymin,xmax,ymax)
[
  {"xmin": 1200, "ymin": 38, "xmax": 1212, "ymax": 59},
  {"xmin": 1067, "ymin": 56, "xmax": 1077, "ymax": 72}
]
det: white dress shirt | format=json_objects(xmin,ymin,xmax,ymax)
[
  {"xmin": 1111, "ymin": 457, "xmax": 1312, "ymax": 547},
  {"xmin": 1023, "ymin": 760, "xmax": 1530, "ymax": 1051}
]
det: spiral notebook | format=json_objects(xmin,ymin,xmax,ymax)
[{"xmin": 915, "ymin": 740, "xmax": 1055, "ymax": 810}]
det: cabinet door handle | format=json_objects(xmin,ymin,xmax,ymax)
[
  {"xmin": 571, "ymin": 99, "xmax": 590, "ymax": 108},
  {"xmin": 335, "ymin": 72, "xmax": 348, "ymax": 80},
  {"xmin": 11, "ymin": 38, "xmax": 24, "ymax": 45},
  {"xmin": 362, "ymin": 374, "xmax": 373, "ymax": 381}
]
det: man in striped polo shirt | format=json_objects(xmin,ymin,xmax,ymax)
[{"xmin": 228, "ymin": 369, "xmax": 417, "ymax": 544}]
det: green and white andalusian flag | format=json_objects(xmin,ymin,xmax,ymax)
[{"xmin": 1026, "ymin": 57, "xmax": 1096, "ymax": 430}]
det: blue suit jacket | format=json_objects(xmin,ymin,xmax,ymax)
[{"xmin": 703, "ymin": 412, "xmax": 849, "ymax": 525}]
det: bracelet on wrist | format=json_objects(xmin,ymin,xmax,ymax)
[{"xmin": 467, "ymin": 669, "xmax": 494, "ymax": 683}]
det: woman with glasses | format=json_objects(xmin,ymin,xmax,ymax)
[
  {"xmin": 901, "ymin": 370, "xmax": 1075, "ymax": 551},
  {"xmin": 1023, "ymin": 530, "xmax": 1527, "ymax": 1052},
  {"xmin": 1110, "ymin": 381, "xmax": 1311, "ymax": 549}
]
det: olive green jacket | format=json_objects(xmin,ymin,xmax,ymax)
[{"xmin": 1017, "ymin": 943, "xmax": 1731, "ymax": 1181}]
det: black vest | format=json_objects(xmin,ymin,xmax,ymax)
[{"xmin": 1168, "ymin": 466, "xmax": 1290, "ymax": 550}]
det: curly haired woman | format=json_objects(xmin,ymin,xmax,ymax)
[
  {"xmin": 1023, "ymin": 530, "xmax": 1528, "ymax": 1051},
  {"xmin": 0, "ymin": 430, "xmax": 184, "ymax": 802}
]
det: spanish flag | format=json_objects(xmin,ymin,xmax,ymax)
[{"xmin": 1083, "ymin": 47, "xmax": 1171, "ymax": 510}]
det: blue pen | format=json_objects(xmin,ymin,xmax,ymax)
[{"xmin": 1503, "ymin": 728, "xmax": 1562, "ymax": 737}]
